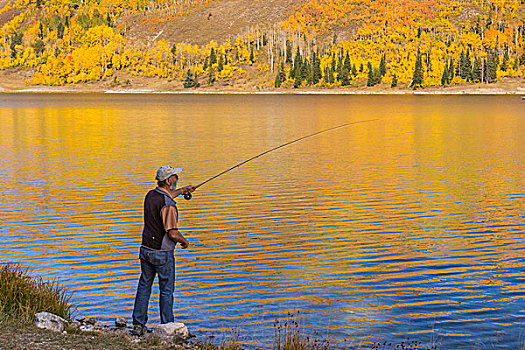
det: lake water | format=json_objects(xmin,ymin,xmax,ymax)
[{"xmin": 0, "ymin": 94, "xmax": 524, "ymax": 349}]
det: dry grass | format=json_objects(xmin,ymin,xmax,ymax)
[{"xmin": 0, "ymin": 264, "xmax": 74, "ymax": 323}]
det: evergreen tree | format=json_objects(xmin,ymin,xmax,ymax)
[
  {"xmin": 313, "ymin": 52, "xmax": 322, "ymax": 84},
  {"xmin": 359, "ymin": 63, "xmax": 364, "ymax": 72},
  {"xmin": 209, "ymin": 48, "xmax": 217, "ymax": 65},
  {"xmin": 464, "ymin": 49, "xmax": 472, "ymax": 81},
  {"xmin": 513, "ymin": 56, "xmax": 519, "ymax": 70},
  {"xmin": 379, "ymin": 54, "xmax": 387, "ymax": 77},
  {"xmin": 336, "ymin": 53, "xmax": 343, "ymax": 81},
  {"xmin": 351, "ymin": 63, "xmax": 357, "ymax": 77},
  {"xmin": 410, "ymin": 49, "xmax": 424, "ymax": 89},
  {"xmin": 224, "ymin": 54, "xmax": 228, "ymax": 66},
  {"xmin": 448, "ymin": 58, "xmax": 454, "ymax": 83},
  {"xmin": 218, "ymin": 54, "xmax": 224, "ymax": 71},
  {"xmin": 274, "ymin": 63, "xmax": 285, "ymax": 87},
  {"xmin": 183, "ymin": 70, "xmax": 199, "ymax": 88},
  {"xmin": 520, "ymin": 50, "xmax": 525, "ymax": 66},
  {"xmin": 106, "ymin": 13, "xmax": 113, "ymax": 27},
  {"xmin": 471, "ymin": 56, "xmax": 482, "ymax": 82},
  {"xmin": 38, "ymin": 23, "xmax": 44, "ymax": 39},
  {"xmin": 207, "ymin": 66, "xmax": 215, "ymax": 85},
  {"xmin": 343, "ymin": 51, "xmax": 352, "ymax": 73},
  {"xmin": 441, "ymin": 64, "xmax": 449, "ymax": 86},
  {"xmin": 331, "ymin": 53, "xmax": 336, "ymax": 75},
  {"xmin": 457, "ymin": 49, "xmax": 464, "ymax": 77},
  {"xmin": 57, "ymin": 22, "xmax": 65, "ymax": 39},
  {"xmin": 484, "ymin": 52, "xmax": 498, "ymax": 83},
  {"xmin": 391, "ymin": 74, "xmax": 398, "ymax": 88},
  {"xmin": 501, "ymin": 50, "xmax": 509, "ymax": 71},
  {"xmin": 366, "ymin": 62, "xmax": 373, "ymax": 86},
  {"xmin": 300, "ymin": 59, "xmax": 308, "ymax": 83},
  {"xmin": 286, "ymin": 40, "xmax": 292, "ymax": 63},
  {"xmin": 291, "ymin": 46, "xmax": 302, "ymax": 79},
  {"xmin": 249, "ymin": 47, "xmax": 254, "ymax": 64},
  {"xmin": 203, "ymin": 57, "xmax": 208, "ymax": 71},
  {"xmin": 340, "ymin": 64, "xmax": 350, "ymax": 86}
]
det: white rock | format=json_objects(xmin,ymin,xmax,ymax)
[
  {"xmin": 79, "ymin": 324, "xmax": 95, "ymax": 332},
  {"xmin": 153, "ymin": 322, "xmax": 189, "ymax": 340},
  {"xmin": 34, "ymin": 312, "xmax": 66, "ymax": 332}
]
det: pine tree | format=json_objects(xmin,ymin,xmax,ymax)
[
  {"xmin": 274, "ymin": 63, "xmax": 285, "ymax": 87},
  {"xmin": 441, "ymin": 64, "xmax": 449, "ymax": 86},
  {"xmin": 379, "ymin": 54, "xmax": 387, "ymax": 77},
  {"xmin": 464, "ymin": 49, "xmax": 472, "ymax": 81},
  {"xmin": 291, "ymin": 46, "xmax": 302, "ymax": 79},
  {"xmin": 501, "ymin": 50, "xmax": 509, "ymax": 71},
  {"xmin": 410, "ymin": 49, "xmax": 424, "ymax": 89},
  {"xmin": 472, "ymin": 56, "xmax": 482, "ymax": 82},
  {"xmin": 336, "ymin": 53, "xmax": 343, "ymax": 81},
  {"xmin": 366, "ymin": 62, "xmax": 373, "ymax": 86},
  {"xmin": 313, "ymin": 53, "xmax": 322, "ymax": 84},
  {"xmin": 57, "ymin": 22, "xmax": 65, "ymax": 39},
  {"xmin": 391, "ymin": 74, "xmax": 398, "ymax": 88},
  {"xmin": 207, "ymin": 66, "xmax": 215, "ymax": 85},
  {"xmin": 249, "ymin": 47, "xmax": 254, "ymax": 65},
  {"xmin": 218, "ymin": 54, "xmax": 224, "ymax": 72},
  {"xmin": 286, "ymin": 40, "xmax": 292, "ymax": 63},
  {"xmin": 183, "ymin": 70, "xmax": 199, "ymax": 88},
  {"xmin": 209, "ymin": 48, "xmax": 217, "ymax": 65},
  {"xmin": 484, "ymin": 52, "xmax": 498, "ymax": 83},
  {"xmin": 351, "ymin": 63, "xmax": 357, "ymax": 77},
  {"xmin": 457, "ymin": 49, "xmax": 464, "ymax": 77},
  {"xmin": 448, "ymin": 58, "xmax": 454, "ymax": 83}
]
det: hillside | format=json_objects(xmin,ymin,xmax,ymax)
[{"xmin": 0, "ymin": 0, "xmax": 524, "ymax": 92}]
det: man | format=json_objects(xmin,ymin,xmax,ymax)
[{"xmin": 131, "ymin": 165, "xmax": 195, "ymax": 336}]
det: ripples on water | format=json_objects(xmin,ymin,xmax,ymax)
[{"xmin": 0, "ymin": 94, "xmax": 524, "ymax": 349}]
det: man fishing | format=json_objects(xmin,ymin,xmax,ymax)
[{"xmin": 131, "ymin": 165, "xmax": 196, "ymax": 336}]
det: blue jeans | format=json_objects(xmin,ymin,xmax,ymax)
[{"xmin": 132, "ymin": 246, "xmax": 175, "ymax": 326}]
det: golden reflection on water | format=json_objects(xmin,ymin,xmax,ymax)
[{"xmin": 0, "ymin": 94, "xmax": 524, "ymax": 348}]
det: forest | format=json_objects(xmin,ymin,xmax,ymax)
[{"xmin": 0, "ymin": 0, "xmax": 524, "ymax": 89}]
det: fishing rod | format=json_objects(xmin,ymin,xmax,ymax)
[{"xmin": 183, "ymin": 118, "xmax": 381, "ymax": 200}]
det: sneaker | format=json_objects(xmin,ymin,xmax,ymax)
[{"xmin": 130, "ymin": 324, "xmax": 146, "ymax": 337}]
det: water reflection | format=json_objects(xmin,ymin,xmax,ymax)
[{"xmin": 0, "ymin": 94, "xmax": 524, "ymax": 348}]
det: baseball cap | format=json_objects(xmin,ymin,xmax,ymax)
[{"xmin": 155, "ymin": 165, "xmax": 182, "ymax": 181}]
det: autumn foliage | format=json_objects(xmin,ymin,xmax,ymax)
[{"xmin": 0, "ymin": 0, "xmax": 523, "ymax": 89}]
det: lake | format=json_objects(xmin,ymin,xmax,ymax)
[{"xmin": 0, "ymin": 93, "xmax": 524, "ymax": 349}]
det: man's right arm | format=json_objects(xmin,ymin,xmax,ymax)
[{"xmin": 167, "ymin": 229, "xmax": 189, "ymax": 249}]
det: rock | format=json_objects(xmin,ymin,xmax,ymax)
[
  {"xmin": 115, "ymin": 317, "xmax": 127, "ymax": 328},
  {"xmin": 79, "ymin": 324, "xmax": 96, "ymax": 332},
  {"xmin": 34, "ymin": 312, "xmax": 66, "ymax": 332},
  {"xmin": 84, "ymin": 317, "xmax": 97, "ymax": 325},
  {"xmin": 69, "ymin": 320, "xmax": 81, "ymax": 329},
  {"xmin": 75, "ymin": 316, "xmax": 86, "ymax": 323},
  {"xmin": 153, "ymin": 322, "xmax": 189, "ymax": 341}
]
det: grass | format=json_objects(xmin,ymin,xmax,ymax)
[
  {"xmin": 274, "ymin": 316, "xmax": 330, "ymax": 350},
  {"xmin": 0, "ymin": 264, "xmax": 74, "ymax": 322}
]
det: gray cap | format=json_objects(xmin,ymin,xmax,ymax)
[{"xmin": 156, "ymin": 165, "xmax": 182, "ymax": 181}]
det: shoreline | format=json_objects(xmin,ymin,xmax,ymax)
[
  {"xmin": 1, "ymin": 87, "xmax": 525, "ymax": 95},
  {"xmin": 1, "ymin": 69, "xmax": 524, "ymax": 95}
]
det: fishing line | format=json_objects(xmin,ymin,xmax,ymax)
[{"xmin": 183, "ymin": 117, "xmax": 383, "ymax": 200}]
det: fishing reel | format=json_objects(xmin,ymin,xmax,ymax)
[{"xmin": 183, "ymin": 192, "xmax": 192, "ymax": 200}]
